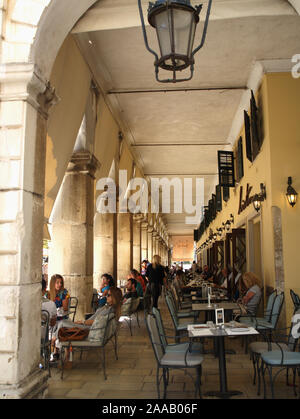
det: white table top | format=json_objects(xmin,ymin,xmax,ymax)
[
  {"xmin": 188, "ymin": 323, "xmax": 259, "ymax": 338},
  {"xmin": 192, "ymin": 302, "xmax": 239, "ymax": 311}
]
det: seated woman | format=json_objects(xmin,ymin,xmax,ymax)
[
  {"xmin": 238, "ymin": 272, "xmax": 262, "ymax": 316},
  {"xmin": 47, "ymin": 274, "xmax": 70, "ymax": 321},
  {"xmin": 53, "ymin": 287, "xmax": 123, "ymax": 361},
  {"xmin": 98, "ymin": 274, "xmax": 114, "ymax": 308}
]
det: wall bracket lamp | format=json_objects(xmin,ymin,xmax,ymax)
[
  {"xmin": 137, "ymin": 0, "xmax": 212, "ymax": 83},
  {"xmin": 286, "ymin": 177, "xmax": 297, "ymax": 207},
  {"xmin": 252, "ymin": 183, "xmax": 267, "ymax": 212}
]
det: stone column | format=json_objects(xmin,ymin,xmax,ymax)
[
  {"xmin": 0, "ymin": 65, "xmax": 56, "ymax": 398},
  {"xmin": 153, "ymin": 234, "xmax": 159, "ymax": 256},
  {"xmin": 117, "ymin": 212, "xmax": 133, "ymax": 287},
  {"xmin": 147, "ymin": 227, "xmax": 154, "ymax": 263},
  {"xmin": 49, "ymin": 151, "xmax": 99, "ymax": 320},
  {"xmin": 141, "ymin": 222, "xmax": 148, "ymax": 261},
  {"xmin": 132, "ymin": 215, "xmax": 142, "ymax": 272},
  {"xmin": 94, "ymin": 212, "xmax": 117, "ymax": 290}
]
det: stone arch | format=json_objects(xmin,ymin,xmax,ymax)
[
  {"xmin": 0, "ymin": 0, "xmax": 104, "ymax": 399},
  {"xmin": 3, "ymin": 0, "xmax": 99, "ymax": 77}
]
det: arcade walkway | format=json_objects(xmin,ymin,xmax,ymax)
[{"xmin": 46, "ymin": 298, "xmax": 297, "ymax": 399}]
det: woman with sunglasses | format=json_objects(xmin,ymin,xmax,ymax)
[{"xmin": 51, "ymin": 287, "xmax": 122, "ymax": 362}]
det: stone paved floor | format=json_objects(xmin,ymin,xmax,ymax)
[{"xmin": 47, "ymin": 297, "xmax": 299, "ymax": 400}]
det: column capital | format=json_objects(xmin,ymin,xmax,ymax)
[
  {"xmin": 67, "ymin": 150, "xmax": 100, "ymax": 178},
  {"xmin": 147, "ymin": 226, "xmax": 154, "ymax": 233},
  {"xmin": 0, "ymin": 63, "xmax": 59, "ymax": 117},
  {"xmin": 133, "ymin": 213, "xmax": 144, "ymax": 223},
  {"xmin": 141, "ymin": 222, "xmax": 148, "ymax": 230}
]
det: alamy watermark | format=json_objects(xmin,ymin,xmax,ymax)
[
  {"xmin": 291, "ymin": 54, "xmax": 300, "ymax": 79},
  {"xmin": 95, "ymin": 170, "xmax": 204, "ymax": 225}
]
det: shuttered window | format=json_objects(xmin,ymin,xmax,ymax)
[
  {"xmin": 218, "ymin": 150, "xmax": 235, "ymax": 187},
  {"xmin": 236, "ymin": 136, "xmax": 244, "ymax": 181},
  {"xmin": 244, "ymin": 110, "xmax": 253, "ymax": 162},
  {"xmin": 216, "ymin": 184, "xmax": 222, "ymax": 212}
]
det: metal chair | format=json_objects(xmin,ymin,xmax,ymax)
[
  {"xmin": 60, "ymin": 311, "xmax": 118, "ymax": 380},
  {"xmin": 260, "ymin": 310, "xmax": 300, "ymax": 399},
  {"xmin": 290, "ymin": 289, "xmax": 300, "ymax": 313},
  {"xmin": 249, "ymin": 308, "xmax": 300, "ymax": 396},
  {"xmin": 68, "ymin": 296, "xmax": 79, "ymax": 322},
  {"xmin": 168, "ymin": 289, "xmax": 196, "ymax": 319},
  {"xmin": 120, "ymin": 297, "xmax": 140, "ymax": 336},
  {"xmin": 165, "ymin": 293, "xmax": 194, "ymax": 343},
  {"xmin": 238, "ymin": 289, "xmax": 277, "ymax": 325},
  {"xmin": 152, "ymin": 307, "xmax": 203, "ymax": 354},
  {"xmin": 146, "ymin": 313, "xmax": 203, "ymax": 399},
  {"xmin": 170, "ymin": 284, "xmax": 192, "ymax": 311},
  {"xmin": 41, "ymin": 310, "xmax": 51, "ymax": 376},
  {"xmin": 91, "ymin": 291, "xmax": 99, "ymax": 312},
  {"xmin": 238, "ymin": 290, "xmax": 283, "ymax": 353}
]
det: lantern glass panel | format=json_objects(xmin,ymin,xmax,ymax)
[
  {"xmin": 154, "ymin": 7, "xmax": 196, "ymax": 68},
  {"xmin": 155, "ymin": 10, "xmax": 172, "ymax": 59},
  {"xmin": 172, "ymin": 8, "xmax": 195, "ymax": 56},
  {"xmin": 287, "ymin": 193, "xmax": 297, "ymax": 206}
]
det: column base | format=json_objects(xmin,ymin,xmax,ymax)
[{"xmin": 0, "ymin": 369, "xmax": 49, "ymax": 399}]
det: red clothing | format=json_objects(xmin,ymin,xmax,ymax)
[{"xmin": 137, "ymin": 275, "xmax": 146, "ymax": 292}]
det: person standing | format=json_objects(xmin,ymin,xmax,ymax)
[{"xmin": 145, "ymin": 255, "xmax": 167, "ymax": 309}]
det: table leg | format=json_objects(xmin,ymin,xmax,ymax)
[{"xmin": 205, "ymin": 336, "xmax": 243, "ymax": 399}]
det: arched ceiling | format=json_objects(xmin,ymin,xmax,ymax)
[{"xmin": 70, "ymin": 0, "xmax": 300, "ymax": 236}]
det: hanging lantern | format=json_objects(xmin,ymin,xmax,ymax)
[{"xmin": 138, "ymin": 0, "xmax": 212, "ymax": 82}]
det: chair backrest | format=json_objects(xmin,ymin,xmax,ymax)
[
  {"xmin": 290, "ymin": 289, "xmax": 300, "ymax": 312},
  {"xmin": 169, "ymin": 285, "xmax": 178, "ymax": 309},
  {"xmin": 165, "ymin": 293, "xmax": 178, "ymax": 328},
  {"xmin": 131, "ymin": 297, "xmax": 140, "ymax": 313},
  {"xmin": 173, "ymin": 278, "xmax": 182, "ymax": 298},
  {"xmin": 88, "ymin": 310, "xmax": 117, "ymax": 345},
  {"xmin": 269, "ymin": 291, "xmax": 285, "ymax": 328},
  {"xmin": 91, "ymin": 292, "xmax": 99, "ymax": 312},
  {"xmin": 287, "ymin": 308, "xmax": 300, "ymax": 351},
  {"xmin": 264, "ymin": 290, "xmax": 277, "ymax": 322},
  {"xmin": 152, "ymin": 307, "xmax": 168, "ymax": 349},
  {"xmin": 146, "ymin": 313, "xmax": 164, "ymax": 363},
  {"xmin": 41, "ymin": 310, "xmax": 50, "ymax": 344},
  {"xmin": 169, "ymin": 288, "xmax": 179, "ymax": 312},
  {"xmin": 68, "ymin": 296, "xmax": 79, "ymax": 321},
  {"xmin": 121, "ymin": 298, "xmax": 133, "ymax": 316}
]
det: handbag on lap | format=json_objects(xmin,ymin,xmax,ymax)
[{"xmin": 58, "ymin": 327, "xmax": 89, "ymax": 342}]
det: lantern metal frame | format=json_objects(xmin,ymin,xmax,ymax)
[
  {"xmin": 286, "ymin": 176, "xmax": 298, "ymax": 207},
  {"xmin": 137, "ymin": 0, "xmax": 212, "ymax": 83}
]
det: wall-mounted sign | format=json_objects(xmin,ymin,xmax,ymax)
[{"xmin": 238, "ymin": 183, "xmax": 255, "ymax": 214}]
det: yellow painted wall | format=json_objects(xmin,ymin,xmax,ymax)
[
  {"xmin": 197, "ymin": 76, "xmax": 274, "ymax": 289},
  {"xmin": 266, "ymin": 73, "xmax": 300, "ymax": 323},
  {"xmin": 45, "ymin": 35, "xmax": 91, "ymax": 221},
  {"xmin": 197, "ymin": 73, "xmax": 300, "ymax": 325}
]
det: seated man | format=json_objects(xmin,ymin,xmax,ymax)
[
  {"xmin": 123, "ymin": 278, "xmax": 138, "ymax": 302},
  {"xmin": 128, "ymin": 269, "xmax": 145, "ymax": 295},
  {"xmin": 212, "ymin": 267, "xmax": 229, "ymax": 290},
  {"xmin": 201, "ymin": 265, "xmax": 213, "ymax": 282}
]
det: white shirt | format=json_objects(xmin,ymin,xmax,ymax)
[{"xmin": 42, "ymin": 296, "xmax": 57, "ymax": 321}]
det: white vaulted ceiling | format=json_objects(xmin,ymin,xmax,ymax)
[{"xmin": 71, "ymin": 0, "xmax": 300, "ymax": 236}]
